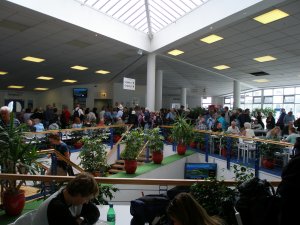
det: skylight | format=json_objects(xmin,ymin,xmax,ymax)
[{"xmin": 76, "ymin": 0, "xmax": 210, "ymax": 35}]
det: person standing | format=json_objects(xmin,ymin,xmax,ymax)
[
  {"xmin": 266, "ymin": 112, "xmax": 275, "ymax": 130},
  {"xmin": 276, "ymin": 108, "xmax": 286, "ymax": 130}
]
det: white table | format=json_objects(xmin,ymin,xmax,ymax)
[{"xmin": 97, "ymin": 205, "xmax": 132, "ymax": 225}]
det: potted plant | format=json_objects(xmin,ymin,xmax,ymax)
[
  {"xmin": 121, "ymin": 128, "xmax": 144, "ymax": 174},
  {"xmin": 0, "ymin": 114, "xmax": 38, "ymax": 216},
  {"xmin": 259, "ymin": 142, "xmax": 280, "ymax": 169},
  {"xmin": 171, "ymin": 116, "xmax": 194, "ymax": 155},
  {"xmin": 113, "ymin": 126, "xmax": 125, "ymax": 143},
  {"xmin": 79, "ymin": 134, "xmax": 109, "ymax": 176},
  {"xmin": 145, "ymin": 128, "xmax": 164, "ymax": 164}
]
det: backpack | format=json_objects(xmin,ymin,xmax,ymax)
[
  {"xmin": 130, "ymin": 194, "xmax": 171, "ymax": 225},
  {"xmin": 73, "ymin": 109, "xmax": 80, "ymax": 119}
]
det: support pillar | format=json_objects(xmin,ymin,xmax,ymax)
[
  {"xmin": 146, "ymin": 53, "xmax": 156, "ymax": 111},
  {"xmin": 181, "ymin": 88, "xmax": 187, "ymax": 109},
  {"xmin": 233, "ymin": 80, "xmax": 240, "ymax": 109},
  {"xmin": 155, "ymin": 70, "xmax": 163, "ymax": 111}
]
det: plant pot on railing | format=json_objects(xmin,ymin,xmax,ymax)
[
  {"xmin": 190, "ymin": 141, "xmax": 197, "ymax": 148},
  {"xmin": 262, "ymin": 158, "xmax": 275, "ymax": 169},
  {"xmin": 3, "ymin": 190, "xmax": 25, "ymax": 216},
  {"xmin": 177, "ymin": 143, "xmax": 187, "ymax": 155},
  {"xmin": 145, "ymin": 128, "xmax": 164, "ymax": 164},
  {"xmin": 124, "ymin": 159, "xmax": 138, "ymax": 174},
  {"xmin": 74, "ymin": 140, "xmax": 83, "ymax": 149}
]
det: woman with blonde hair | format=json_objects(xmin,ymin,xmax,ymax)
[{"xmin": 167, "ymin": 193, "xmax": 224, "ymax": 225}]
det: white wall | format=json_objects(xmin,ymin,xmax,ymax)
[
  {"xmin": 162, "ymin": 95, "xmax": 202, "ymax": 109},
  {"xmin": 113, "ymin": 83, "xmax": 146, "ymax": 108}
]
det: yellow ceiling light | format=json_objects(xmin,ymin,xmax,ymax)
[
  {"xmin": 34, "ymin": 87, "xmax": 49, "ymax": 91},
  {"xmin": 253, "ymin": 9, "xmax": 289, "ymax": 24},
  {"xmin": 253, "ymin": 55, "xmax": 277, "ymax": 62},
  {"xmin": 8, "ymin": 85, "xmax": 24, "ymax": 89},
  {"xmin": 253, "ymin": 79, "xmax": 270, "ymax": 83},
  {"xmin": 168, "ymin": 49, "xmax": 184, "ymax": 56},
  {"xmin": 22, "ymin": 56, "xmax": 45, "ymax": 63},
  {"xmin": 95, "ymin": 70, "xmax": 110, "ymax": 74},
  {"xmin": 213, "ymin": 65, "xmax": 230, "ymax": 70},
  {"xmin": 0, "ymin": 71, "xmax": 8, "ymax": 75},
  {"xmin": 70, "ymin": 65, "xmax": 88, "ymax": 70},
  {"xmin": 200, "ymin": 34, "xmax": 223, "ymax": 44},
  {"xmin": 36, "ymin": 76, "xmax": 54, "ymax": 80},
  {"xmin": 62, "ymin": 79, "xmax": 77, "ymax": 83}
]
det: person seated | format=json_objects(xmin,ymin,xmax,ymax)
[
  {"xmin": 242, "ymin": 122, "xmax": 255, "ymax": 138},
  {"xmin": 251, "ymin": 119, "xmax": 263, "ymax": 130},
  {"xmin": 167, "ymin": 192, "xmax": 223, "ymax": 225},
  {"xmin": 33, "ymin": 118, "xmax": 45, "ymax": 132},
  {"xmin": 226, "ymin": 121, "xmax": 240, "ymax": 135},
  {"xmin": 32, "ymin": 173, "xmax": 100, "ymax": 225},
  {"xmin": 283, "ymin": 127, "xmax": 300, "ymax": 144},
  {"xmin": 212, "ymin": 122, "xmax": 223, "ymax": 133},
  {"xmin": 0, "ymin": 106, "xmax": 20, "ymax": 128},
  {"xmin": 72, "ymin": 117, "xmax": 83, "ymax": 129},
  {"xmin": 282, "ymin": 121, "xmax": 294, "ymax": 136},
  {"xmin": 26, "ymin": 119, "xmax": 36, "ymax": 132},
  {"xmin": 195, "ymin": 116, "xmax": 207, "ymax": 130},
  {"xmin": 266, "ymin": 126, "xmax": 282, "ymax": 140}
]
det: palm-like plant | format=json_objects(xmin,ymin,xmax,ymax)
[
  {"xmin": 171, "ymin": 116, "xmax": 194, "ymax": 145},
  {"xmin": 121, "ymin": 128, "xmax": 145, "ymax": 160}
]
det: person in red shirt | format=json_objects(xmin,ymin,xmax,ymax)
[{"xmin": 60, "ymin": 106, "xmax": 71, "ymax": 129}]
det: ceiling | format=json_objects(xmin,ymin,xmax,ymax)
[{"xmin": 1, "ymin": 0, "xmax": 300, "ymax": 97}]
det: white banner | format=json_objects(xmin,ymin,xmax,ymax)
[{"xmin": 123, "ymin": 77, "xmax": 135, "ymax": 90}]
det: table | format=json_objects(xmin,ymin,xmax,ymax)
[
  {"xmin": 97, "ymin": 205, "xmax": 132, "ymax": 225},
  {"xmin": 254, "ymin": 129, "xmax": 267, "ymax": 136}
]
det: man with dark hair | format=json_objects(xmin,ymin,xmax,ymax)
[{"xmin": 32, "ymin": 173, "xmax": 100, "ymax": 225}]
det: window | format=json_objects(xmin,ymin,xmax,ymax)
[
  {"xmin": 295, "ymin": 104, "xmax": 300, "ymax": 118},
  {"xmin": 273, "ymin": 96, "xmax": 283, "ymax": 104},
  {"xmin": 240, "ymin": 98, "xmax": 245, "ymax": 104},
  {"xmin": 263, "ymin": 104, "xmax": 273, "ymax": 109},
  {"xmin": 202, "ymin": 97, "xmax": 212, "ymax": 104},
  {"xmin": 295, "ymin": 95, "xmax": 300, "ymax": 103},
  {"xmin": 253, "ymin": 104, "xmax": 261, "ymax": 110},
  {"xmin": 284, "ymin": 96, "xmax": 295, "ymax": 103},
  {"xmin": 264, "ymin": 96, "xmax": 273, "ymax": 104},
  {"xmin": 253, "ymin": 97, "xmax": 261, "ymax": 103},
  {"xmin": 274, "ymin": 88, "xmax": 283, "ymax": 95},
  {"xmin": 253, "ymin": 90, "xmax": 262, "ymax": 96},
  {"xmin": 284, "ymin": 104, "xmax": 294, "ymax": 113},
  {"xmin": 296, "ymin": 87, "xmax": 300, "ymax": 94},
  {"xmin": 264, "ymin": 89, "xmax": 273, "ymax": 96},
  {"xmin": 245, "ymin": 97, "xmax": 253, "ymax": 103},
  {"xmin": 224, "ymin": 98, "xmax": 231, "ymax": 104},
  {"xmin": 284, "ymin": 88, "xmax": 295, "ymax": 95},
  {"xmin": 244, "ymin": 92, "xmax": 252, "ymax": 97}
]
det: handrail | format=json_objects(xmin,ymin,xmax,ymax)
[
  {"xmin": 160, "ymin": 125, "xmax": 294, "ymax": 147},
  {"xmin": 37, "ymin": 149, "xmax": 84, "ymax": 173},
  {"xmin": 106, "ymin": 124, "xmax": 133, "ymax": 159},
  {"xmin": 0, "ymin": 174, "xmax": 281, "ymax": 186},
  {"xmin": 23, "ymin": 124, "xmax": 129, "ymax": 135},
  {"xmin": 137, "ymin": 140, "xmax": 149, "ymax": 159}
]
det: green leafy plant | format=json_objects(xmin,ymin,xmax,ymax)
[
  {"xmin": 121, "ymin": 128, "xmax": 145, "ymax": 160},
  {"xmin": 0, "ymin": 113, "xmax": 38, "ymax": 194},
  {"xmin": 259, "ymin": 142, "xmax": 281, "ymax": 160},
  {"xmin": 94, "ymin": 184, "xmax": 119, "ymax": 205},
  {"xmin": 232, "ymin": 164, "xmax": 254, "ymax": 184},
  {"xmin": 79, "ymin": 134, "xmax": 109, "ymax": 174},
  {"xmin": 145, "ymin": 128, "xmax": 164, "ymax": 153},
  {"xmin": 171, "ymin": 116, "xmax": 194, "ymax": 145}
]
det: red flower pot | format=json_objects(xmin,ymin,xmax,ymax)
[
  {"xmin": 113, "ymin": 135, "xmax": 121, "ymax": 143},
  {"xmin": 74, "ymin": 141, "xmax": 83, "ymax": 149},
  {"xmin": 152, "ymin": 151, "xmax": 163, "ymax": 164},
  {"xmin": 262, "ymin": 158, "xmax": 275, "ymax": 169},
  {"xmin": 124, "ymin": 160, "xmax": 138, "ymax": 174},
  {"xmin": 3, "ymin": 190, "xmax": 25, "ymax": 216},
  {"xmin": 177, "ymin": 144, "xmax": 187, "ymax": 155},
  {"xmin": 190, "ymin": 142, "xmax": 197, "ymax": 148}
]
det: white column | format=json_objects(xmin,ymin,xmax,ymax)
[
  {"xmin": 155, "ymin": 70, "xmax": 163, "ymax": 111},
  {"xmin": 146, "ymin": 53, "xmax": 156, "ymax": 111},
  {"xmin": 233, "ymin": 80, "xmax": 240, "ymax": 109},
  {"xmin": 181, "ymin": 88, "xmax": 187, "ymax": 109}
]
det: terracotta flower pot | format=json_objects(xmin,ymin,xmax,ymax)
[
  {"xmin": 262, "ymin": 158, "xmax": 275, "ymax": 169},
  {"xmin": 190, "ymin": 141, "xmax": 197, "ymax": 148},
  {"xmin": 177, "ymin": 144, "xmax": 187, "ymax": 155},
  {"xmin": 152, "ymin": 151, "xmax": 163, "ymax": 164},
  {"xmin": 74, "ymin": 141, "xmax": 83, "ymax": 149},
  {"xmin": 113, "ymin": 135, "xmax": 121, "ymax": 143},
  {"xmin": 3, "ymin": 190, "xmax": 25, "ymax": 216},
  {"xmin": 124, "ymin": 160, "xmax": 137, "ymax": 174}
]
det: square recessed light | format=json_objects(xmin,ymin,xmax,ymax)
[
  {"xmin": 253, "ymin": 79, "xmax": 269, "ymax": 83},
  {"xmin": 62, "ymin": 79, "xmax": 77, "ymax": 83},
  {"xmin": 168, "ymin": 49, "xmax": 184, "ymax": 56},
  {"xmin": 253, "ymin": 9, "xmax": 289, "ymax": 24},
  {"xmin": 36, "ymin": 76, "xmax": 54, "ymax": 80},
  {"xmin": 0, "ymin": 71, "xmax": 8, "ymax": 75},
  {"xmin": 213, "ymin": 65, "xmax": 230, "ymax": 70},
  {"xmin": 200, "ymin": 34, "xmax": 223, "ymax": 44},
  {"xmin": 71, "ymin": 65, "xmax": 88, "ymax": 70},
  {"xmin": 22, "ymin": 56, "xmax": 45, "ymax": 63},
  {"xmin": 8, "ymin": 85, "xmax": 24, "ymax": 89},
  {"xmin": 253, "ymin": 55, "xmax": 277, "ymax": 62},
  {"xmin": 34, "ymin": 87, "xmax": 49, "ymax": 91},
  {"xmin": 95, "ymin": 70, "xmax": 110, "ymax": 74}
]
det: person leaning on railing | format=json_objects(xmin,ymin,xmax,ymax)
[{"xmin": 32, "ymin": 172, "xmax": 100, "ymax": 225}]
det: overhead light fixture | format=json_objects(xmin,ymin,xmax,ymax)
[
  {"xmin": 0, "ymin": 71, "xmax": 8, "ymax": 75},
  {"xmin": 213, "ymin": 65, "xmax": 230, "ymax": 70},
  {"xmin": 34, "ymin": 87, "xmax": 49, "ymax": 91},
  {"xmin": 253, "ymin": 9, "xmax": 289, "ymax": 24},
  {"xmin": 253, "ymin": 79, "xmax": 269, "ymax": 83},
  {"xmin": 36, "ymin": 76, "xmax": 54, "ymax": 80},
  {"xmin": 253, "ymin": 55, "xmax": 277, "ymax": 62},
  {"xmin": 200, "ymin": 34, "xmax": 223, "ymax": 44},
  {"xmin": 63, "ymin": 79, "xmax": 77, "ymax": 83},
  {"xmin": 95, "ymin": 70, "xmax": 110, "ymax": 74},
  {"xmin": 71, "ymin": 65, "xmax": 88, "ymax": 70},
  {"xmin": 8, "ymin": 85, "xmax": 24, "ymax": 89},
  {"xmin": 168, "ymin": 49, "xmax": 184, "ymax": 56},
  {"xmin": 22, "ymin": 56, "xmax": 45, "ymax": 63}
]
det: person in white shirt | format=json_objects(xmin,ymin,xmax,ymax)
[
  {"xmin": 243, "ymin": 122, "xmax": 255, "ymax": 138},
  {"xmin": 227, "ymin": 121, "xmax": 240, "ymax": 135}
]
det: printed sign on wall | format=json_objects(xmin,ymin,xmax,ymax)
[{"xmin": 123, "ymin": 77, "xmax": 135, "ymax": 90}]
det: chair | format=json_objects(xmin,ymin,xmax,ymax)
[
  {"xmin": 238, "ymin": 139, "xmax": 256, "ymax": 163},
  {"xmin": 9, "ymin": 210, "xmax": 37, "ymax": 225}
]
